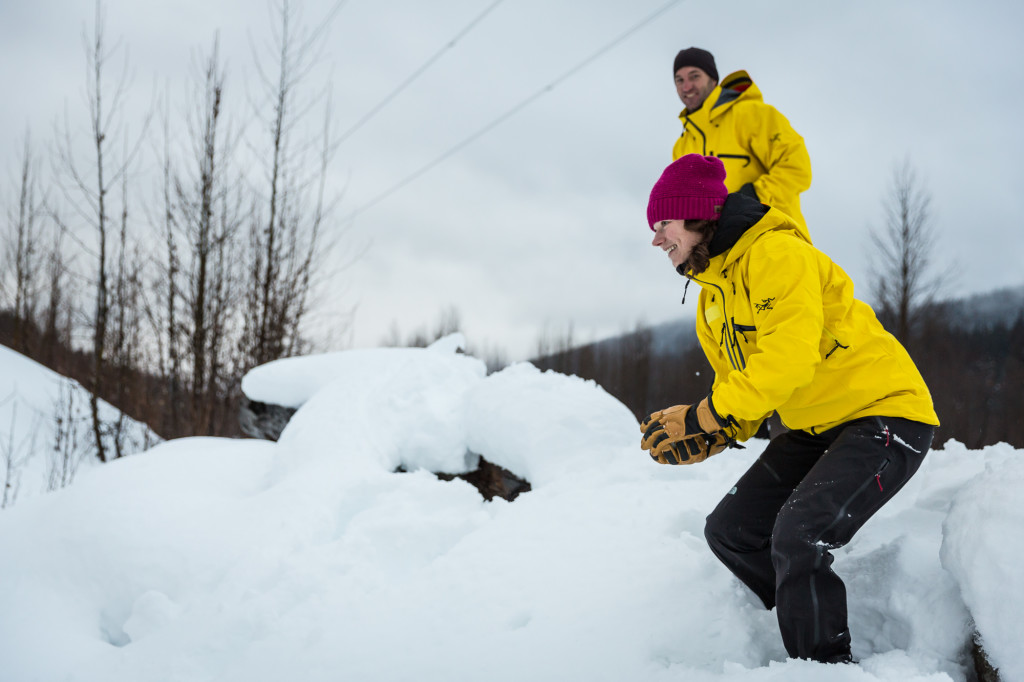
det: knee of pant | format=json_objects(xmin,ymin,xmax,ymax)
[
  {"xmin": 771, "ymin": 510, "xmax": 815, "ymax": 560},
  {"xmin": 704, "ymin": 510, "xmax": 730, "ymax": 550},
  {"xmin": 705, "ymin": 509, "xmax": 768, "ymax": 554},
  {"xmin": 704, "ymin": 513, "xmax": 722, "ymax": 548}
]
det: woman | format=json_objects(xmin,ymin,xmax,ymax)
[{"xmin": 640, "ymin": 154, "xmax": 938, "ymax": 664}]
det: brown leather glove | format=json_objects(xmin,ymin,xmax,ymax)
[
  {"xmin": 640, "ymin": 396, "xmax": 730, "ymax": 465},
  {"xmin": 643, "ymin": 429, "xmax": 729, "ymax": 465}
]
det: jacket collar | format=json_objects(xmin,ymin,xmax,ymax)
[
  {"xmin": 708, "ymin": 193, "xmax": 769, "ymax": 260},
  {"xmin": 677, "ymin": 69, "xmax": 762, "ymax": 124},
  {"xmin": 681, "ymin": 194, "xmax": 806, "ymax": 284}
]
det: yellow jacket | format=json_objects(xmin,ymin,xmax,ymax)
[
  {"xmin": 673, "ymin": 70, "xmax": 812, "ymax": 241},
  {"xmin": 689, "ymin": 194, "xmax": 938, "ymax": 440}
]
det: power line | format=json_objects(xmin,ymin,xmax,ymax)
[
  {"xmin": 336, "ymin": 0, "xmax": 505, "ymax": 145},
  {"xmin": 342, "ymin": 0, "xmax": 687, "ymax": 224}
]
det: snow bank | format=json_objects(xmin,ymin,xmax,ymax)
[
  {"xmin": 0, "ymin": 345, "xmax": 157, "ymax": 506},
  {"xmin": 0, "ymin": 338, "xmax": 1017, "ymax": 681},
  {"xmin": 941, "ymin": 442, "xmax": 1024, "ymax": 682}
]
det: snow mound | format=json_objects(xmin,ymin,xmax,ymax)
[
  {"xmin": 0, "ymin": 341, "xmax": 1017, "ymax": 681},
  {"xmin": 941, "ymin": 443, "xmax": 1024, "ymax": 682}
]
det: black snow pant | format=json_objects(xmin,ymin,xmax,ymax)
[{"xmin": 704, "ymin": 416, "xmax": 933, "ymax": 663}]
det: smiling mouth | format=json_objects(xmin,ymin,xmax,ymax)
[{"xmin": 666, "ymin": 245, "xmax": 678, "ymax": 256}]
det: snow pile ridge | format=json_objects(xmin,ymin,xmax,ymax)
[
  {"xmin": 940, "ymin": 443, "xmax": 1023, "ymax": 682},
  {"xmin": 465, "ymin": 362, "xmax": 639, "ymax": 486},
  {"xmin": 240, "ymin": 333, "xmax": 469, "ymax": 408},
  {"xmin": 274, "ymin": 344, "xmax": 487, "ymax": 476}
]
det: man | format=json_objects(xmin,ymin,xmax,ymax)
[
  {"xmin": 672, "ymin": 47, "xmax": 812, "ymax": 241},
  {"xmin": 640, "ymin": 154, "xmax": 938, "ymax": 664}
]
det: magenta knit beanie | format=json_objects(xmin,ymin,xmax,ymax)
[{"xmin": 647, "ymin": 154, "xmax": 728, "ymax": 229}]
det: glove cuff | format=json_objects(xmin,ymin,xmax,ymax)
[
  {"xmin": 696, "ymin": 395, "xmax": 728, "ymax": 433},
  {"xmin": 738, "ymin": 182, "xmax": 760, "ymax": 201}
]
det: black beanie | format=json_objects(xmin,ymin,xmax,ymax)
[{"xmin": 673, "ymin": 47, "xmax": 718, "ymax": 82}]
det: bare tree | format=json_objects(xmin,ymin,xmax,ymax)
[
  {"xmin": 54, "ymin": 0, "xmax": 146, "ymax": 461},
  {"xmin": 143, "ymin": 35, "xmax": 254, "ymax": 438},
  {"xmin": 143, "ymin": 90, "xmax": 185, "ymax": 436},
  {"xmin": 1, "ymin": 394, "xmax": 41, "ymax": 509},
  {"xmin": 376, "ymin": 307, "xmax": 506, "ymax": 371},
  {"xmin": 614, "ymin": 322, "xmax": 653, "ymax": 420},
  {"xmin": 175, "ymin": 35, "xmax": 248, "ymax": 434},
  {"xmin": 106, "ymin": 166, "xmax": 146, "ymax": 457},
  {"xmin": 240, "ymin": 0, "xmax": 346, "ymax": 370},
  {"xmin": 535, "ymin": 320, "xmax": 576, "ymax": 363},
  {"xmin": 38, "ymin": 215, "xmax": 73, "ymax": 374},
  {"xmin": 2, "ymin": 131, "xmax": 46, "ymax": 353},
  {"xmin": 867, "ymin": 158, "xmax": 946, "ymax": 345},
  {"xmin": 47, "ymin": 382, "xmax": 90, "ymax": 492},
  {"xmin": 432, "ymin": 305, "xmax": 462, "ymax": 343}
]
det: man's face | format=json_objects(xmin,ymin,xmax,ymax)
[
  {"xmin": 652, "ymin": 220, "xmax": 703, "ymax": 268},
  {"xmin": 675, "ymin": 67, "xmax": 717, "ymax": 111}
]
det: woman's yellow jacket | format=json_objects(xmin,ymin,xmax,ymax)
[{"xmin": 689, "ymin": 195, "xmax": 939, "ymax": 441}]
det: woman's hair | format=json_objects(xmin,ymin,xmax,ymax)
[{"xmin": 682, "ymin": 219, "xmax": 718, "ymax": 276}]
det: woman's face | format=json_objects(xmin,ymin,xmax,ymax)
[{"xmin": 651, "ymin": 219, "xmax": 703, "ymax": 268}]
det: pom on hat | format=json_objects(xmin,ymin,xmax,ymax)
[
  {"xmin": 672, "ymin": 47, "xmax": 718, "ymax": 82},
  {"xmin": 647, "ymin": 154, "xmax": 728, "ymax": 229}
]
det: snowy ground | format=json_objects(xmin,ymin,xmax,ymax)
[{"xmin": 0, "ymin": 336, "xmax": 1020, "ymax": 682}]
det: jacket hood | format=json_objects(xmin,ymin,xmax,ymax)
[
  {"xmin": 708, "ymin": 192, "xmax": 769, "ymax": 259},
  {"xmin": 685, "ymin": 192, "xmax": 809, "ymax": 276}
]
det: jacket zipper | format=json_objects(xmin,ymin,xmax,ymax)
[
  {"xmin": 732, "ymin": 322, "xmax": 757, "ymax": 368},
  {"xmin": 683, "ymin": 115, "xmax": 708, "ymax": 155},
  {"xmin": 733, "ymin": 323, "xmax": 756, "ymax": 340},
  {"xmin": 730, "ymin": 318, "xmax": 746, "ymax": 368},
  {"xmin": 875, "ymin": 457, "xmax": 890, "ymax": 492},
  {"xmin": 692, "ymin": 275, "xmax": 741, "ymax": 371}
]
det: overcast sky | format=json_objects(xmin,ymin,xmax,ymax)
[{"xmin": 2, "ymin": 0, "xmax": 1022, "ymax": 361}]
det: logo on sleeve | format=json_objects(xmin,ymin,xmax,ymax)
[{"xmin": 755, "ymin": 297, "xmax": 775, "ymax": 313}]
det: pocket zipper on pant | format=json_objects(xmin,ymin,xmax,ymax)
[
  {"xmin": 875, "ymin": 458, "xmax": 890, "ymax": 492},
  {"xmin": 816, "ymin": 457, "xmax": 892, "ymax": 545}
]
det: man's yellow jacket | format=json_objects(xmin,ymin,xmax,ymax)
[
  {"xmin": 687, "ymin": 194, "xmax": 939, "ymax": 441},
  {"xmin": 674, "ymin": 70, "xmax": 812, "ymax": 240}
]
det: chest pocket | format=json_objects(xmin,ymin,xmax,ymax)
[
  {"xmin": 708, "ymin": 303, "xmax": 759, "ymax": 371},
  {"xmin": 732, "ymin": 318, "xmax": 758, "ymax": 365},
  {"xmin": 732, "ymin": 320, "xmax": 757, "ymax": 346}
]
